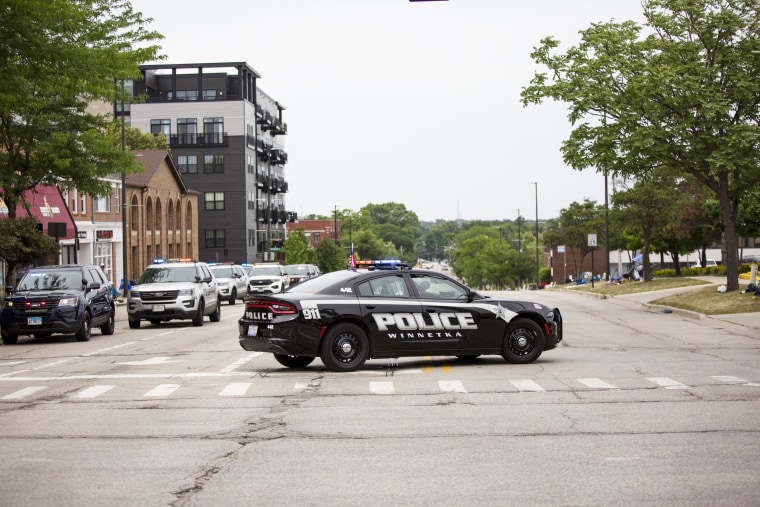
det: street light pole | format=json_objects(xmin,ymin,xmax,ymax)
[
  {"xmin": 120, "ymin": 80, "xmax": 129, "ymax": 298},
  {"xmin": 533, "ymin": 182, "xmax": 539, "ymax": 288}
]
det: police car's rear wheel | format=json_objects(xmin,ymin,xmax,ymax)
[
  {"xmin": 502, "ymin": 318, "xmax": 544, "ymax": 364},
  {"xmin": 274, "ymin": 354, "xmax": 315, "ymax": 368},
  {"xmin": 320, "ymin": 323, "xmax": 368, "ymax": 372}
]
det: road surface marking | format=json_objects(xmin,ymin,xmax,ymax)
[
  {"xmin": 511, "ymin": 379, "xmax": 546, "ymax": 392},
  {"xmin": 82, "ymin": 342, "xmax": 137, "ymax": 357},
  {"xmin": 646, "ymin": 377, "xmax": 689, "ymax": 389},
  {"xmin": 220, "ymin": 353, "xmax": 262, "ymax": 373},
  {"xmin": 578, "ymin": 378, "xmax": 618, "ymax": 389},
  {"xmin": 711, "ymin": 375, "xmax": 746, "ymax": 383},
  {"xmin": 73, "ymin": 385, "xmax": 115, "ymax": 398},
  {"xmin": 369, "ymin": 381, "xmax": 394, "ymax": 394},
  {"xmin": 144, "ymin": 384, "xmax": 181, "ymax": 397},
  {"xmin": 117, "ymin": 357, "xmax": 184, "ymax": 366},
  {"xmin": 438, "ymin": 380, "xmax": 467, "ymax": 393},
  {"xmin": 2, "ymin": 386, "xmax": 48, "ymax": 399},
  {"xmin": 219, "ymin": 383, "xmax": 252, "ymax": 396}
]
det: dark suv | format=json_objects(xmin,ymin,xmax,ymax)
[{"xmin": 1, "ymin": 264, "xmax": 116, "ymax": 345}]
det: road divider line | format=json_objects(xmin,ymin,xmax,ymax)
[
  {"xmin": 369, "ymin": 381, "xmax": 394, "ymax": 395},
  {"xmin": 220, "ymin": 383, "xmax": 252, "ymax": 396},
  {"xmin": 144, "ymin": 383, "xmax": 181, "ymax": 397},
  {"xmin": 82, "ymin": 342, "xmax": 137, "ymax": 357},
  {"xmin": 511, "ymin": 379, "xmax": 546, "ymax": 392},
  {"xmin": 2, "ymin": 386, "xmax": 48, "ymax": 399},
  {"xmin": 73, "ymin": 385, "xmax": 115, "ymax": 398}
]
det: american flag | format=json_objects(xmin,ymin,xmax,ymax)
[{"xmin": 348, "ymin": 243, "xmax": 356, "ymax": 268}]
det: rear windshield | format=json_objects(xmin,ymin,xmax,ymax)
[
  {"xmin": 210, "ymin": 266, "xmax": 234, "ymax": 278},
  {"xmin": 249, "ymin": 266, "xmax": 282, "ymax": 276},
  {"xmin": 286, "ymin": 270, "xmax": 357, "ymax": 294}
]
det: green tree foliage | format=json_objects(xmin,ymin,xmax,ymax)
[
  {"xmin": 355, "ymin": 203, "xmax": 420, "ymax": 263},
  {"xmin": 316, "ymin": 238, "xmax": 345, "ymax": 273},
  {"xmin": 543, "ymin": 200, "xmax": 605, "ymax": 280},
  {"xmin": 522, "ymin": 0, "xmax": 760, "ymax": 291},
  {"xmin": 420, "ymin": 220, "xmax": 459, "ymax": 261},
  {"xmin": 283, "ymin": 228, "xmax": 315, "ymax": 264},
  {"xmin": 0, "ymin": 217, "xmax": 61, "ymax": 290},
  {"xmin": 103, "ymin": 122, "xmax": 168, "ymax": 150},
  {"xmin": 352, "ymin": 229, "xmax": 387, "ymax": 261},
  {"xmin": 0, "ymin": 0, "xmax": 164, "ymax": 217}
]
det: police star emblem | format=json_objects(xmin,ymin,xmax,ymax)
[{"xmin": 489, "ymin": 303, "xmax": 510, "ymax": 322}]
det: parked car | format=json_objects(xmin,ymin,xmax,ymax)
[
  {"xmin": 284, "ymin": 264, "xmax": 320, "ymax": 286},
  {"xmin": 209, "ymin": 263, "xmax": 248, "ymax": 305},
  {"xmin": 690, "ymin": 259, "xmax": 718, "ymax": 268},
  {"xmin": 247, "ymin": 264, "xmax": 289, "ymax": 295},
  {"xmin": 127, "ymin": 260, "xmax": 220, "ymax": 328},
  {"xmin": 1, "ymin": 264, "xmax": 115, "ymax": 345}
]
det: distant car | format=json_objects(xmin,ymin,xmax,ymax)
[
  {"xmin": 127, "ymin": 260, "xmax": 220, "ymax": 328},
  {"xmin": 741, "ymin": 255, "xmax": 760, "ymax": 263},
  {"xmin": 1, "ymin": 264, "xmax": 116, "ymax": 345},
  {"xmin": 239, "ymin": 268, "xmax": 563, "ymax": 372},
  {"xmin": 209, "ymin": 263, "xmax": 248, "ymax": 305},
  {"xmin": 247, "ymin": 264, "xmax": 289, "ymax": 295},
  {"xmin": 284, "ymin": 264, "xmax": 319, "ymax": 286},
  {"xmin": 691, "ymin": 259, "xmax": 718, "ymax": 268}
]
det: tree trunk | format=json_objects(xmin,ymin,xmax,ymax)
[{"xmin": 718, "ymin": 194, "xmax": 740, "ymax": 292}]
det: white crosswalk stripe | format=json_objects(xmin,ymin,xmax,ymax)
[
  {"xmin": 438, "ymin": 380, "xmax": 467, "ymax": 393},
  {"xmin": 2, "ymin": 386, "xmax": 48, "ymax": 400},
  {"xmin": 369, "ymin": 381, "xmax": 394, "ymax": 395},
  {"xmin": 219, "ymin": 383, "xmax": 252, "ymax": 396},
  {"xmin": 73, "ymin": 385, "xmax": 115, "ymax": 398},
  {"xmin": 578, "ymin": 378, "xmax": 618, "ymax": 389},
  {"xmin": 646, "ymin": 377, "xmax": 689, "ymax": 389},
  {"xmin": 511, "ymin": 379, "xmax": 546, "ymax": 392},
  {"xmin": 144, "ymin": 384, "xmax": 181, "ymax": 397}
]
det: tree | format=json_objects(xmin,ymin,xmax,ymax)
[
  {"xmin": 543, "ymin": 200, "xmax": 605, "ymax": 280},
  {"xmin": 0, "ymin": 217, "xmax": 61, "ymax": 290},
  {"xmin": 356, "ymin": 203, "xmax": 420, "ymax": 263},
  {"xmin": 522, "ymin": 0, "xmax": 760, "ymax": 291},
  {"xmin": 0, "ymin": 0, "xmax": 164, "ymax": 218},
  {"xmin": 316, "ymin": 239, "xmax": 345, "ymax": 273},
  {"xmin": 283, "ymin": 228, "xmax": 314, "ymax": 264},
  {"xmin": 103, "ymin": 122, "xmax": 168, "ymax": 150}
]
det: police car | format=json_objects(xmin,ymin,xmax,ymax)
[{"xmin": 238, "ymin": 267, "xmax": 562, "ymax": 372}]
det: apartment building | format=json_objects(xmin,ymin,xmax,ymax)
[{"xmin": 126, "ymin": 62, "xmax": 291, "ymax": 264}]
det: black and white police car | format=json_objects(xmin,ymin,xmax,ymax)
[{"xmin": 238, "ymin": 265, "xmax": 562, "ymax": 372}]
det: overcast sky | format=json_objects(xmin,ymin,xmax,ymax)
[{"xmin": 128, "ymin": 0, "xmax": 647, "ymax": 223}]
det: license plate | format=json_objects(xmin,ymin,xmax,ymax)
[
  {"xmin": 152, "ymin": 304, "xmax": 165, "ymax": 312},
  {"xmin": 247, "ymin": 325, "xmax": 258, "ymax": 336},
  {"xmin": 27, "ymin": 316, "xmax": 42, "ymax": 326}
]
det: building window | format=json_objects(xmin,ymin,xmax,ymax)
[
  {"xmin": 177, "ymin": 118, "xmax": 197, "ymax": 145},
  {"xmin": 175, "ymin": 90, "xmax": 198, "ymax": 101},
  {"xmin": 80, "ymin": 190, "xmax": 86, "ymax": 214},
  {"xmin": 205, "ymin": 229, "xmax": 225, "ymax": 248},
  {"xmin": 177, "ymin": 155, "xmax": 198, "ymax": 174},
  {"xmin": 150, "ymin": 119, "xmax": 170, "ymax": 138},
  {"xmin": 314, "ymin": 232, "xmax": 320, "ymax": 243},
  {"xmin": 247, "ymin": 155, "xmax": 254, "ymax": 174},
  {"xmin": 95, "ymin": 193, "xmax": 110, "ymax": 212},
  {"xmin": 205, "ymin": 192, "xmax": 225, "ymax": 211},
  {"xmin": 203, "ymin": 117, "xmax": 224, "ymax": 144},
  {"xmin": 203, "ymin": 89, "xmax": 217, "ymax": 101},
  {"xmin": 70, "ymin": 188, "xmax": 78, "ymax": 213},
  {"xmin": 204, "ymin": 154, "xmax": 224, "ymax": 173}
]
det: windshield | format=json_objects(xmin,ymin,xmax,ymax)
[
  {"xmin": 139, "ymin": 266, "xmax": 198, "ymax": 284},
  {"xmin": 285, "ymin": 265, "xmax": 308, "ymax": 275},
  {"xmin": 249, "ymin": 266, "xmax": 281, "ymax": 276},
  {"xmin": 17, "ymin": 271, "xmax": 82, "ymax": 291},
  {"xmin": 210, "ymin": 266, "xmax": 234, "ymax": 278}
]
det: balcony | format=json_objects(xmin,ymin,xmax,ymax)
[{"xmin": 169, "ymin": 132, "xmax": 228, "ymax": 147}]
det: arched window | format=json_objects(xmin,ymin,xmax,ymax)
[
  {"xmin": 146, "ymin": 197, "xmax": 153, "ymax": 232},
  {"xmin": 130, "ymin": 195, "xmax": 139, "ymax": 231},
  {"xmin": 155, "ymin": 197, "xmax": 162, "ymax": 233},
  {"xmin": 167, "ymin": 200, "xmax": 175, "ymax": 232},
  {"xmin": 186, "ymin": 201, "xmax": 193, "ymax": 233}
]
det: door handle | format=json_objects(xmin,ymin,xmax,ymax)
[{"xmin": 365, "ymin": 305, "xmax": 376, "ymax": 310}]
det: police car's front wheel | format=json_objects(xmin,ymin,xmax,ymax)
[
  {"xmin": 502, "ymin": 318, "xmax": 544, "ymax": 364},
  {"xmin": 320, "ymin": 323, "xmax": 369, "ymax": 372}
]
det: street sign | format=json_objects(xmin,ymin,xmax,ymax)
[{"xmin": 588, "ymin": 234, "xmax": 597, "ymax": 247}]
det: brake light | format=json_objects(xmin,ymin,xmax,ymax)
[{"xmin": 245, "ymin": 300, "xmax": 297, "ymax": 315}]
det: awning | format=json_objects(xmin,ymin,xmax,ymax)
[{"xmin": 0, "ymin": 185, "xmax": 77, "ymax": 241}]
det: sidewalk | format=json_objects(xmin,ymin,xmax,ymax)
[{"xmin": 593, "ymin": 276, "xmax": 760, "ymax": 333}]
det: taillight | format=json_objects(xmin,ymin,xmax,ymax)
[{"xmin": 245, "ymin": 300, "xmax": 297, "ymax": 315}]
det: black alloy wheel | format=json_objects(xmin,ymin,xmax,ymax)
[
  {"xmin": 320, "ymin": 323, "xmax": 369, "ymax": 372},
  {"xmin": 502, "ymin": 318, "xmax": 544, "ymax": 364}
]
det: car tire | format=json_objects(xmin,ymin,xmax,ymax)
[
  {"xmin": 274, "ymin": 354, "xmax": 315, "ymax": 368},
  {"xmin": 101, "ymin": 307, "xmax": 115, "ymax": 335},
  {"xmin": 229, "ymin": 289, "xmax": 237, "ymax": 305},
  {"xmin": 210, "ymin": 300, "xmax": 221, "ymax": 323},
  {"xmin": 128, "ymin": 319, "xmax": 141, "ymax": 329},
  {"xmin": 502, "ymin": 318, "xmax": 544, "ymax": 364},
  {"xmin": 2, "ymin": 332, "xmax": 19, "ymax": 345},
  {"xmin": 75, "ymin": 312, "xmax": 92, "ymax": 342},
  {"xmin": 319, "ymin": 323, "xmax": 369, "ymax": 372},
  {"xmin": 192, "ymin": 299, "xmax": 205, "ymax": 327}
]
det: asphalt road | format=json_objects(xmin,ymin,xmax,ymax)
[{"xmin": 0, "ymin": 287, "xmax": 758, "ymax": 507}]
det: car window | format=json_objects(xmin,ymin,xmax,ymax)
[
  {"xmin": 210, "ymin": 266, "xmax": 234, "ymax": 278},
  {"xmin": 250, "ymin": 266, "xmax": 282, "ymax": 276},
  {"xmin": 139, "ymin": 266, "xmax": 198, "ymax": 283},
  {"xmin": 18, "ymin": 271, "xmax": 82, "ymax": 291},
  {"xmin": 411, "ymin": 274, "xmax": 468, "ymax": 300},
  {"xmin": 357, "ymin": 275, "xmax": 409, "ymax": 298}
]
